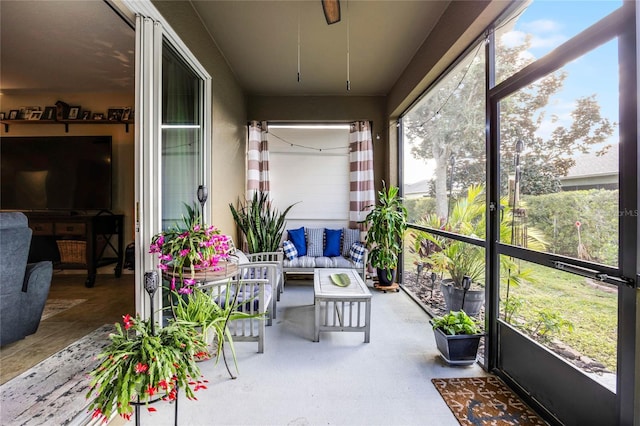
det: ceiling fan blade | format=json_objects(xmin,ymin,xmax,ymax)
[{"xmin": 322, "ymin": 0, "xmax": 341, "ymax": 25}]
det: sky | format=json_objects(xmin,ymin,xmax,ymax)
[
  {"xmin": 404, "ymin": 0, "xmax": 622, "ymax": 185},
  {"xmin": 508, "ymin": 0, "xmax": 621, "ymax": 143}
]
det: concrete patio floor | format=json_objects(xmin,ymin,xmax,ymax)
[{"xmin": 128, "ymin": 278, "xmax": 488, "ymax": 426}]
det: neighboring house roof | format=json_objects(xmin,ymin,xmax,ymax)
[
  {"xmin": 563, "ymin": 148, "xmax": 618, "ymax": 179},
  {"xmin": 404, "ymin": 180, "xmax": 431, "ymax": 198},
  {"xmin": 560, "ymin": 148, "xmax": 619, "ymax": 190}
]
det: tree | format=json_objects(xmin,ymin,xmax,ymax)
[{"xmin": 404, "ymin": 36, "xmax": 614, "ymax": 219}]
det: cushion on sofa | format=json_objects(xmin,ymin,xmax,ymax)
[
  {"xmin": 306, "ymin": 228, "xmax": 324, "ymax": 257},
  {"xmin": 283, "ymin": 255, "xmax": 317, "ymax": 268},
  {"xmin": 342, "ymin": 228, "xmax": 360, "ymax": 257},
  {"xmin": 288, "ymin": 227, "xmax": 307, "ymax": 256},
  {"xmin": 283, "ymin": 240, "xmax": 298, "ymax": 260},
  {"xmin": 349, "ymin": 242, "xmax": 366, "ymax": 264},
  {"xmin": 323, "ymin": 228, "xmax": 343, "ymax": 257},
  {"xmin": 314, "ymin": 256, "xmax": 354, "ymax": 268}
]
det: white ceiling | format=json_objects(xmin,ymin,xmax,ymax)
[{"xmin": 0, "ymin": 0, "xmax": 451, "ymax": 97}]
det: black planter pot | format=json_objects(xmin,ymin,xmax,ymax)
[
  {"xmin": 440, "ymin": 280, "xmax": 485, "ymax": 317},
  {"xmin": 433, "ymin": 327, "xmax": 483, "ymax": 366},
  {"xmin": 376, "ymin": 268, "xmax": 396, "ymax": 286}
]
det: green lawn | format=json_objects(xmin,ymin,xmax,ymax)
[{"xmin": 502, "ymin": 261, "xmax": 617, "ymax": 371}]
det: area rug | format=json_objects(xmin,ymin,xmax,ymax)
[
  {"xmin": 432, "ymin": 376, "xmax": 548, "ymax": 426},
  {"xmin": 0, "ymin": 324, "xmax": 114, "ymax": 426},
  {"xmin": 40, "ymin": 298, "xmax": 87, "ymax": 321}
]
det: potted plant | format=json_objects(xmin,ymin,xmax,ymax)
[
  {"xmin": 362, "ymin": 182, "xmax": 408, "ymax": 285},
  {"xmin": 86, "ymin": 314, "xmax": 208, "ymax": 422},
  {"xmin": 150, "ymin": 203, "xmax": 235, "ymax": 294},
  {"xmin": 171, "ymin": 284, "xmax": 264, "ymax": 378},
  {"xmin": 428, "ymin": 239, "xmax": 487, "ymax": 317},
  {"xmin": 229, "ymin": 191, "xmax": 296, "ymax": 253},
  {"xmin": 411, "ymin": 185, "xmax": 544, "ymax": 316},
  {"xmin": 431, "ymin": 310, "xmax": 484, "ymax": 366},
  {"xmin": 172, "ymin": 286, "xmax": 222, "ymax": 359}
]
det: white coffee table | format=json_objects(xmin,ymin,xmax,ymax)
[{"xmin": 314, "ymin": 268, "xmax": 372, "ymax": 343}]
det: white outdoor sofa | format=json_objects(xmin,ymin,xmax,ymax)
[{"xmin": 281, "ymin": 226, "xmax": 368, "ymax": 282}]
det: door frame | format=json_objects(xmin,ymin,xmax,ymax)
[
  {"xmin": 118, "ymin": 0, "xmax": 212, "ymax": 319},
  {"xmin": 486, "ymin": 4, "xmax": 638, "ymax": 425}
]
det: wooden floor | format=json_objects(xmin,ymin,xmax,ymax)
[{"xmin": 0, "ymin": 270, "xmax": 135, "ymax": 385}]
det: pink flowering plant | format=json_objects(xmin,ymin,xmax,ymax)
[
  {"xmin": 86, "ymin": 314, "xmax": 208, "ymax": 422},
  {"xmin": 149, "ymin": 205, "xmax": 232, "ymax": 294}
]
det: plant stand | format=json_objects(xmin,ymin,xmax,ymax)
[
  {"xmin": 138, "ymin": 271, "xmax": 180, "ymax": 426},
  {"xmin": 374, "ymin": 282, "xmax": 399, "ymax": 293},
  {"xmin": 133, "ymin": 393, "xmax": 179, "ymax": 426}
]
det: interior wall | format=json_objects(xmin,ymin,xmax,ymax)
[
  {"xmin": 151, "ymin": 1, "xmax": 248, "ymax": 240},
  {"xmin": 248, "ymin": 95, "xmax": 388, "ymax": 192},
  {"xmin": 1, "ymin": 92, "xmax": 135, "ymax": 243}
]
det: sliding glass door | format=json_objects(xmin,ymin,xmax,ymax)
[{"xmin": 124, "ymin": 1, "xmax": 212, "ymax": 320}]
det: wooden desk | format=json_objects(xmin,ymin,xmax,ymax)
[{"xmin": 25, "ymin": 213, "xmax": 124, "ymax": 287}]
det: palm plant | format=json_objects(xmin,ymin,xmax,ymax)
[
  {"xmin": 411, "ymin": 184, "xmax": 546, "ymax": 289},
  {"xmin": 229, "ymin": 192, "xmax": 296, "ymax": 253}
]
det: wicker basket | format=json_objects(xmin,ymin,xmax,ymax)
[{"xmin": 56, "ymin": 240, "xmax": 87, "ymax": 264}]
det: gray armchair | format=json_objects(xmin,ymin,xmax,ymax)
[{"xmin": 0, "ymin": 212, "xmax": 53, "ymax": 346}]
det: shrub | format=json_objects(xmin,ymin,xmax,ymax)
[
  {"xmin": 404, "ymin": 196, "xmax": 436, "ymax": 223},
  {"xmin": 523, "ymin": 189, "xmax": 618, "ymax": 265}
]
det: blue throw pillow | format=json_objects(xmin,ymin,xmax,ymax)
[
  {"xmin": 283, "ymin": 240, "xmax": 298, "ymax": 260},
  {"xmin": 288, "ymin": 227, "xmax": 307, "ymax": 256},
  {"xmin": 349, "ymin": 241, "xmax": 366, "ymax": 264},
  {"xmin": 323, "ymin": 228, "xmax": 343, "ymax": 257}
]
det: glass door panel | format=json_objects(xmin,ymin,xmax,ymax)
[
  {"xmin": 498, "ymin": 40, "xmax": 619, "ymax": 268},
  {"xmin": 161, "ymin": 41, "xmax": 203, "ymax": 228},
  {"xmin": 499, "ymin": 257, "xmax": 618, "ymax": 387}
]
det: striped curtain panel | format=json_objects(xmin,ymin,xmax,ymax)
[
  {"xmin": 247, "ymin": 121, "xmax": 270, "ymax": 199},
  {"xmin": 349, "ymin": 121, "xmax": 375, "ymax": 229}
]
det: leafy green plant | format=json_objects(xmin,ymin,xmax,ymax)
[
  {"xmin": 527, "ymin": 309, "xmax": 574, "ymax": 342},
  {"xmin": 410, "ymin": 184, "xmax": 545, "ymax": 290},
  {"xmin": 431, "ymin": 310, "xmax": 481, "ymax": 335},
  {"xmin": 86, "ymin": 315, "xmax": 207, "ymax": 422},
  {"xmin": 171, "ymin": 284, "xmax": 264, "ymax": 378},
  {"xmin": 362, "ymin": 182, "xmax": 408, "ymax": 280},
  {"xmin": 172, "ymin": 286, "xmax": 222, "ymax": 353},
  {"xmin": 501, "ymin": 295, "xmax": 524, "ymax": 324},
  {"xmin": 229, "ymin": 191, "xmax": 296, "ymax": 253}
]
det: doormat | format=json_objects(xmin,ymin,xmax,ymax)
[
  {"xmin": 432, "ymin": 376, "xmax": 548, "ymax": 426},
  {"xmin": 41, "ymin": 298, "xmax": 87, "ymax": 321},
  {"xmin": 0, "ymin": 324, "xmax": 114, "ymax": 426}
]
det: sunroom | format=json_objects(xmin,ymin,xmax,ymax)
[{"xmin": 0, "ymin": 1, "xmax": 637, "ymax": 425}]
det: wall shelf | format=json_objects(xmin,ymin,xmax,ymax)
[{"xmin": 0, "ymin": 119, "xmax": 133, "ymax": 133}]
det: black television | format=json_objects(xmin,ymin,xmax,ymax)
[{"xmin": 1, "ymin": 136, "xmax": 112, "ymax": 211}]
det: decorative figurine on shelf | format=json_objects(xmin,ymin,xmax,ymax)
[{"xmin": 55, "ymin": 100, "xmax": 69, "ymax": 120}]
